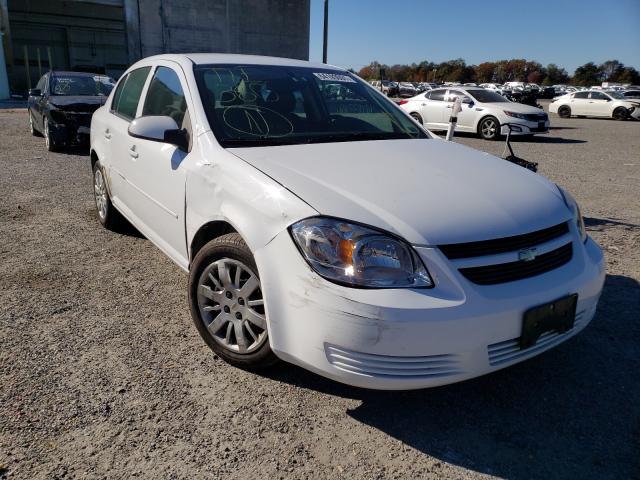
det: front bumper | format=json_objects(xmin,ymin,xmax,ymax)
[
  {"xmin": 500, "ymin": 119, "xmax": 550, "ymax": 135},
  {"xmin": 48, "ymin": 112, "xmax": 93, "ymax": 146},
  {"xmin": 255, "ymin": 230, "xmax": 605, "ymax": 390}
]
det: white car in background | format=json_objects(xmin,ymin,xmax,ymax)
[
  {"xmin": 89, "ymin": 54, "xmax": 604, "ymax": 390},
  {"xmin": 549, "ymin": 90, "xmax": 640, "ymax": 120},
  {"xmin": 400, "ymin": 87, "xmax": 550, "ymax": 140},
  {"xmin": 480, "ymin": 83, "xmax": 506, "ymax": 95}
]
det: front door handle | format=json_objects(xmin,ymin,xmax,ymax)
[{"xmin": 129, "ymin": 146, "xmax": 138, "ymax": 159}]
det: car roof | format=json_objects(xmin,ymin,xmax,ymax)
[{"xmin": 136, "ymin": 53, "xmax": 343, "ymax": 71}]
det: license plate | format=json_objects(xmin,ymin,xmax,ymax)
[{"xmin": 520, "ymin": 294, "xmax": 578, "ymax": 349}]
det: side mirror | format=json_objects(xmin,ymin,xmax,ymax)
[
  {"xmin": 128, "ymin": 116, "xmax": 189, "ymax": 151},
  {"xmin": 462, "ymin": 97, "xmax": 473, "ymax": 105},
  {"xmin": 28, "ymin": 88, "xmax": 42, "ymax": 97}
]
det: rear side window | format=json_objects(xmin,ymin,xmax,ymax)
[
  {"xmin": 574, "ymin": 92, "xmax": 589, "ymax": 99},
  {"xmin": 111, "ymin": 67, "xmax": 151, "ymax": 121},
  {"xmin": 428, "ymin": 89, "xmax": 446, "ymax": 101},
  {"xmin": 142, "ymin": 66, "xmax": 187, "ymax": 126}
]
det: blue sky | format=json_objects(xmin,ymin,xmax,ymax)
[{"xmin": 309, "ymin": 0, "xmax": 640, "ymax": 74}]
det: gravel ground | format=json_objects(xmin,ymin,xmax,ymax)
[{"xmin": 1, "ymin": 104, "xmax": 638, "ymax": 480}]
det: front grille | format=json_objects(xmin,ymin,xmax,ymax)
[
  {"xmin": 325, "ymin": 344, "xmax": 463, "ymax": 379},
  {"xmin": 524, "ymin": 113, "xmax": 548, "ymax": 122},
  {"xmin": 487, "ymin": 310, "xmax": 585, "ymax": 366},
  {"xmin": 439, "ymin": 222, "xmax": 568, "ymax": 259},
  {"xmin": 459, "ymin": 242, "xmax": 573, "ymax": 285}
]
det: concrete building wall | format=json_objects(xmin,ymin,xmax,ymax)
[
  {"xmin": 125, "ymin": 0, "xmax": 309, "ymax": 62},
  {"xmin": 1, "ymin": 0, "xmax": 309, "ymax": 95}
]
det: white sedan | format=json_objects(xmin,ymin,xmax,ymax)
[
  {"xmin": 549, "ymin": 90, "xmax": 640, "ymax": 120},
  {"xmin": 399, "ymin": 87, "xmax": 550, "ymax": 140},
  {"xmin": 90, "ymin": 54, "xmax": 604, "ymax": 390}
]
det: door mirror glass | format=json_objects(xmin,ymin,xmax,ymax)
[
  {"xmin": 462, "ymin": 96, "xmax": 473, "ymax": 104},
  {"xmin": 28, "ymin": 89, "xmax": 42, "ymax": 97},
  {"xmin": 128, "ymin": 115, "xmax": 188, "ymax": 151}
]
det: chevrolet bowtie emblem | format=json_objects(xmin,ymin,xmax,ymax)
[{"xmin": 518, "ymin": 248, "xmax": 537, "ymax": 262}]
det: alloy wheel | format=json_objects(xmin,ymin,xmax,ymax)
[
  {"xmin": 196, "ymin": 258, "xmax": 267, "ymax": 354},
  {"xmin": 44, "ymin": 121, "xmax": 50, "ymax": 149},
  {"xmin": 94, "ymin": 168, "xmax": 108, "ymax": 221},
  {"xmin": 481, "ymin": 118, "xmax": 497, "ymax": 139}
]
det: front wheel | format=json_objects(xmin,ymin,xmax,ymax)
[
  {"xmin": 29, "ymin": 112, "xmax": 42, "ymax": 137},
  {"xmin": 558, "ymin": 106, "xmax": 571, "ymax": 118},
  {"xmin": 189, "ymin": 233, "xmax": 278, "ymax": 371},
  {"xmin": 43, "ymin": 119, "xmax": 59, "ymax": 152},
  {"xmin": 478, "ymin": 116, "xmax": 500, "ymax": 140},
  {"xmin": 613, "ymin": 107, "xmax": 629, "ymax": 121}
]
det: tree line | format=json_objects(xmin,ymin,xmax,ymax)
[{"xmin": 356, "ymin": 59, "xmax": 640, "ymax": 86}]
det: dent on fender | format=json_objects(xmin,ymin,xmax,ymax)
[{"xmin": 184, "ymin": 149, "xmax": 317, "ymax": 257}]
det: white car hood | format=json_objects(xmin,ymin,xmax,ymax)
[
  {"xmin": 229, "ymin": 139, "xmax": 570, "ymax": 246},
  {"xmin": 487, "ymin": 102, "xmax": 544, "ymax": 113}
]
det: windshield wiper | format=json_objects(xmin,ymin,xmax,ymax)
[{"xmin": 303, "ymin": 132, "xmax": 410, "ymax": 144}]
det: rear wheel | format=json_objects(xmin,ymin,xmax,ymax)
[
  {"xmin": 92, "ymin": 160, "xmax": 125, "ymax": 230},
  {"xmin": 558, "ymin": 106, "xmax": 571, "ymax": 118},
  {"xmin": 478, "ymin": 116, "xmax": 500, "ymax": 140},
  {"xmin": 613, "ymin": 107, "xmax": 629, "ymax": 121},
  {"xmin": 189, "ymin": 233, "xmax": 278, "ymax": 371},
  {"xmin": 410, "ymin": 112, "xmax": 423, "ymax": 124}
]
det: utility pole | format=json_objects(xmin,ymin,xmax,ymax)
[{"xmin": 322, "ymin": 0, "xmax": 328, "ymax": 63}]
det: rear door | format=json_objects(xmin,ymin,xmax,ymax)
[
  {"xmin": 420, "ymin": 89, "xmax": 448, "ymax": 129},
  {"xmin": 104, "ymin": 66, "xmax": 152, "ymax": 210}
]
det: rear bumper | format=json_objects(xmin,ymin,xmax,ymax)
[{"xmin": 256, "ymin": 231, "xmax": 605, "ymax": 390}]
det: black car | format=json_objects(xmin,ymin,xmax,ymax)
[
  {"xmin": 538, "ymin": 86, "xmax": 556, "ymax": 99},
  {"xmin": 28, "ymin": 71, "xmax": 115, "ymax": 151}
]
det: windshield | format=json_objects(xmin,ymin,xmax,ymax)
[
  {"xmin": 467, "ymin": 89, "xmax": 508, "ymax": 103},
  {"xmin": 605, "ymin": 91, "xmax": 625, "ymax": 99},
  {"xmin": 50, "ymin": 74, "xmax": 115, "ymax": 96},
  {"xmin": 194, "ymin": 64, "xmax": 427, "ymax": 147}
]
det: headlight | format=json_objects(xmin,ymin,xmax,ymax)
[
  {"xmin": 290, "ymin": 217, "xmax": 433, "ymax": 288},
  {"xmin": 558, "ymin": 187, "xmax": 587, "ymax": 243},
  {"xmin": 503, "ymin": 110, "xmax": 526, "ymax": 119}
]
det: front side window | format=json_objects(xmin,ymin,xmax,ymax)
[
  {"xmin": 589, "ymin": 92, "xmax": 608, "ymax": 100},
  {"xmin": 111, "ymin": 67, "xmax": 151, "ymax": 121},
  {"xmin": 142, "ymin": 66, "xmax": 187, "ymax": 126},
  {"xmin": 194, "ymin": 64, "xmax": 426, "ymax": 147},
  {"xmin": 466, "ymin": 89, "xmax": 507, "ymax": 103}
]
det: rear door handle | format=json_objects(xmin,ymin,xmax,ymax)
[
  {"xmin": 104, "ymin": 129, "xmax": 112, "ymax": 139},
  {"xmin": 129, "ymin": 146, "xmax": 138, "ymax": 159}
]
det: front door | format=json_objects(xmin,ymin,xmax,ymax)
[{"xmin": 119, "ymin": 62, "xmax": 192, "ymax": 267}]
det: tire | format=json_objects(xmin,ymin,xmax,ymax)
[
  {"xmin": 478, "ymin": 116, "xmax": 500, "ymax": 140},
  {"xmin": 92, "ymin": 160, "xmax": 125, "ymax": 230},
  {"xmin": 43, "ymin": 119, "xmax": 59, "ymax": 152},
  {"xmin": 613, "ymin": 107, "xmax": 629, "ymax": 121},
  {"xmin": 29, "ymin": 111, "xmax": 42, "ymax": 137},
  {"xmin": 558, "ymin": 106, "xmax": 571, "ymax": 118},
  {"xmin": 410, "ymin": 112, "xmax": 423, "ymax": 124},
  {"xmin": 189, "ymin": 233, "xmax": 278, "ymax": 371}
]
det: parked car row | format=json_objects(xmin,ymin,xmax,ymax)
[{"xmin": 399, "ymin": 86, "xmax": 549, "ymax": 140}]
